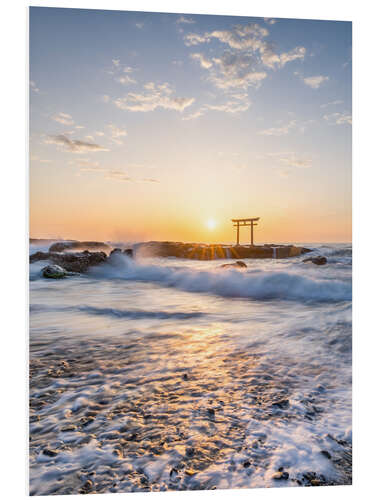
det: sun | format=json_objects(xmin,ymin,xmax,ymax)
[{"xmin": 206, "ymin": 218, "xmax": 217, "ymax": 230}]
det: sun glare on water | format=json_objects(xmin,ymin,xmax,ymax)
[{"xmin": 206, "ymin": 218, "xmax": 217, "ymax": 230}]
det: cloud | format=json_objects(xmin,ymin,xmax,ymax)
[
  {"xmin": 210, "ymin": 51, "xmax": 267, "ymax": 89},
  {"xmin": 141, "ymin": 178, "xmax": 160, "ymax": 183},
  {"xmin": 209, "ymin": 23, "xmax": 269, "ymax": 50},
  {"xmin": 113, "ymin": 82, "xmax": 195, "ymax": 112},
  {"xmin": 302, "ymin": 75, "xmax": 329, "ymax": 89},
  {"xmin": 135, "ymin": 23, "xmax": 144, "ymax": 29},
  {"xmin": 106, "ymin": 170, "xmax": 133, "ymax": 182},
  {"xmin": 185, "ymin": 23, "xmax": 305, "ymax": 90},
  {"xmin": 177, "ymin": 15, "xmax": 195, "ymax": 24},
  {"xmin": 52, "ymin": 112, "xmax": 74, "ymax": 126},
  {"xmin": 264, "ymin": 152, "xmax": 313, "ymax": 171},
  {"xmin": 264, "ymin": 18, "xmax": 277, "ymax": 25},
  {"xmin": 279, "ymin": 156, "xmax": 312, "ymax": 168},
  {"xmin": 324, "ymin": 112, "xmax": 352, "ymax": 125},
  {"xmin": 190, "ymin": 52, "xmax": 213, "ymax": 69},
  {"xmin": 116, "ymin": 75, "xmax": 137, "ymax": 85},
  {"xmin": 30, "ymin": 81, "xmax": 39, "ymax": 93},
  {"xmin": 183, "ymin": 92, "xmax": 251, "ymax": 119},
  {"xmin": 259, "ymin": 120, "xmax": 297, "ymax": 136},
  {"xmin": 45, "ymin": 134, "xmax": 109, "ymax": 153},
  {"xmin": 107, "ymin": 124, "xmax": 128, "ymax": 144},
  {"xmin": 70, "ymin": 158, "xmax": 100, "ymax": 168},
  {"xmin": 320, "ymin": 100, "xmax": 344, "ymax": 108},
  {"xmin": 182, "ymin": 109, "xmax": 206, "ymax": 121}
]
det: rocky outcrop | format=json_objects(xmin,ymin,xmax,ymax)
[
  {"xmin": 135, "ymin": 241, "xmax": 311, "ymax": 260},
  {"xmin": 42, "ymin": 264, "xmax": 75, "ymax": 279},
  {"xmin": 30, "ymin": 250, "xmax": 107, "ymax": 273},
  {"xmin": 303, "ymin": 256, "xmax": 327, "ymax": 266},
  {"xmin": 48, "ymin": 240, "xmax": 111, "ymax": 253},
  {"xmin": 109, "ymin": 248, "xmax": 133, "ymax": 258}
]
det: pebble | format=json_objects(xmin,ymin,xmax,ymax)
[{"xmin": 42, "ymin": 448, "xmax": 58, "ymax": 457}]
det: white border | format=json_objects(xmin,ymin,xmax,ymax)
[{"xmin": 1, "ymin": 1, "xmax": 374, "ymax": 499}]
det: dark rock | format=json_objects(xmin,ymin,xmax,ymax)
[
  {"xmin": 79, "ymin": 480, "xmax": 93, "ymax": 493},
  {"xmin": 49, "ymin": 240, "xmax": 111, "ymax": 253},
  {"xmin": 207, "ymin": 408, "xmax": 215, "ymax": 417},
  {"xmin": 42, "ymin": 448, "xmax": 58, "ymax": 457},
  {"xmin": 61, "ymin": 425, "xmax": 77, "ymax": 432},
  {"xmin": 109, "ymin": 248, "xmax": 123, "ymax": 256},
  {"xmin": 220, "ymin": 260, "xmax": 247, "ymax": 269},
  {"xmin": 42, "ymin": 264, "xmax": 68, "ymax": 279},
  {"xmin": 123, "ymin": 248, "xmax": 133, "ymax": 258},
  {"xmin": 30, "ymin": 251, "xmax": 50, "ymax": 263},
  {"xmin": 243, "ymin": 461, "xmax": 251, "ymax": 468},
  {"xmin": 30, "ymin": 250, "xmax": 107, "ymax": 273},
  {"xmin": 272, "ymin": 399, "xmax": 290, "ymax": 409},
  {"xmin": 303, "ymin": 256, "xmax": 327, "ymax": 266},
  {"xmin": 272, "ymin": 471, "xmax": 289, "ymax": 480},
  {"xmin": 320, "ymin": 450, "xmax": 332, "ymax": 460},
  {"xmin": 182, "ymin": 373, "xmax": 189, "ymax": 381},
  {"xmin": 186, "ymin": 447, "xmax": 195, "ymax": 457}
]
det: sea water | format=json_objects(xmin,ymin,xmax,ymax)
[{"xmin": 29, "ymin": 243, "xmax": 352, "ymax": 495}]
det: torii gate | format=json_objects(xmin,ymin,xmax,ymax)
[{"xmin": 232, "ymin": 217, "xmax": 260, "ymax": 246}]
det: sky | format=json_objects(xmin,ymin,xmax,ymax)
[{"xmin": 29, "ymin": 7, "xmax": 352, "ymax": 244}]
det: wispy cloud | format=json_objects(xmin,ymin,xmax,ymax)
[
  {"xmin": 30, "ymin": 80, "xmax": 40, "ymax": 93},
  {"xmin": 107, "ymin": 124, "xmax": 128, "ymax": 144},
  {"xmin": 190, "ymin": 52, "xmax": 213, "ymax": 69},
  {"xmin": 116, "ymin": 75, "xmax": 136, "ymax": 85},
  {"xmin": 177, "ymin": 15, "xmax": 195, "ymax": 25},
  {"xmin": 302, "ymin": 75, "xmax": 329, "ymax": 89},
  {"xmin": 320, "ymin": 100, "xmax": 344, "ymax": 108},
  {"xmin": 259, "ymin": 120, "xmax": 297, "ymax": 136},
  {"xmin": 185, "ymin": 23, "xmax": 305, "ymax": 90},
  {"xmin": 52, "ymin": 112, "xmax": 74, "ymax": 126},
  {"xmin": 113, "ymin": 82, "xmax": 195, "ymax": 112},
  {"xmin": 324, "ymin": 112, "xmax": 352, "ymax": 125},
  {"xmin": 183, "ymin": 92, "xmax": 251, "ymax": 120},
  {"xmin": 264, "ymin": 18, "xmax": 277, "ymax": 25},
  {"xmin": 135, "ymin": 22, "xmax": 144, "ymax": 29},
  {"xmin": 45, "ymin": 134, "xmax": 109, "ymax": 153}
]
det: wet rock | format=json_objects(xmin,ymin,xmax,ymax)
[
  {"xmin": 42, "ymin": 448, "xmax": 58, "ymax": 457},
  {"xmin": 123, "ymin": 249, "xmax": 133, "ymax": 258},
  {"xmin": 303, "ymin": 256, "xmax": 327, "ymax": 266},
  {"xmin": 207, "ymin": 408, "xmax": 215, "ymax": 417},
  {"xmin": 31, "ymin": 250, "xmax": 107, "ymax": 273},
  {"xmin": 79, "ymin": 479, "xmax": 93, "ymax": 494},
  {"xmin": 42, "ymin": 265, "xmax": 68, "ymax": 279},
  {"xmin": 220, "ymin": 260, "xmax": 247, "ymax": 269},
  {"xmin": 61, "ymin": 424, "xmax": 77, "ymax": 432},
  {"xmin": 272, "ymin": 471, "xmax": 289, "ymax": 480},
  {"xmin": 110, "ymin": 248, "xmax": 123, "ymax": 256},
  {"xmin": 186, "ymin": 447, "xmax": 195, "ymax": 457},
  {"xmin": 49, "ymin": 240, "xmax": 111, "ymax": 253},
  {"xmin": 271, "ymin": 399, "xmax": 290, "ymax": 409}
]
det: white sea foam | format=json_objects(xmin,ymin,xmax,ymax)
[{"xmin": 90, "ymin": 254, "xmax": 352, "ymax": 303}]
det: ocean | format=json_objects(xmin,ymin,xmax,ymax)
[{"xmin": 29, "ymin": 242, "xmax": 352, "ymax": 495}]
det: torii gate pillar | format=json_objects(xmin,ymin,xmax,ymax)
[{"xmin": 232, "ymin": 217, "xmax": 260, "ymax": 246}]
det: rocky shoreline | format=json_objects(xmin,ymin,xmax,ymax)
[
  {"xmin": 29, "ymin": 240, "xmax": 316, "ymax": 278},
  {"xmin": 29, "ymin": 332, "xmax": 351, "ymax": 495}
]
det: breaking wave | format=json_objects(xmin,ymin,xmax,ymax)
[{"xmin": 89, "ymin": 254, "xmax": 352, "ymax": 303}]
